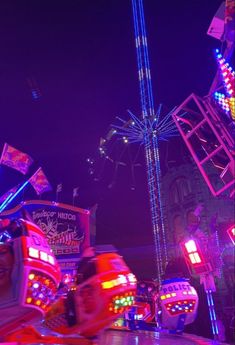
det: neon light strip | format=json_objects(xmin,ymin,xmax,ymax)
[
  {"xmin": 0, "ymin": 192, "xmax": 14, "ymax": 212},
  {"xmin": 206, "ymin": 290, "xmax": 219, "ymax": 336},
  {"xmin": 0, "ymin": 181, "xmax": 29, "ymax": 213},
  {"xmin": 131, "ymin": 0, "xmax": 168, "ymax": 281},
  {"xmin": 139, "ymin": 0, "xmax": 155, "ymax": 116}
]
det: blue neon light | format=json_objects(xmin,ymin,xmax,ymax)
[
  {"xmin": 131, "ymin": 0, "xmax": 170, "ymax": 281},
  {"xmin": 162, "ymin": 278, "xmax": 188, "ymax": 285},
  {"xmin": 206, "ymin": 290, "xmax": 219, "ymax": 336},
  {"xmin": 0, "ymin": 193, "xmax": 14, "ymax": 212},
  {"xmin": 0, "ymin": 181, "xmax": 29, "ymax": 213},
  {"xmin": 0, "ymin": 231, "xmax": 12, "ymax": 242}
]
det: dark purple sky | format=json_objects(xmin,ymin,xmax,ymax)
[{"xmin": 0, "ymin": 0, "xmax": 222, "ymax": 248}]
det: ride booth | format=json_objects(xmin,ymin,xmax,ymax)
[{"xmin": 1, "ymin": 200, "xmax": 92, "ymax": 287}]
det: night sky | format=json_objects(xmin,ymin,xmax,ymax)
[{"xmin": 0, "ymin": 0, "xmax": 222, "ymax": 250}]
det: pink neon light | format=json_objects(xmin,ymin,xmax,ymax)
[
  {"xmin": 227, "ymin": 226, "xmax": 235, "ymax": 245},
  {"xmin": 173, "ymin": 93, "xmax": 235, "ymax": 197}
]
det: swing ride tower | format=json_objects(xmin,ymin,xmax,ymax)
[{"xmin": 131, "ymin": 0, "xmax": 168, "ymax": 282}]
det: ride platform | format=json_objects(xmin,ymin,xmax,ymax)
[{"xmin": 1, "ymin": 329, "xmax": 229, "ymax": 345}]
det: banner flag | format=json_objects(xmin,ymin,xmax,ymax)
[
  {"xmin": 73, "ymin": 187, "xmax": 79, "ymax": 198},
  {"xmin": 29, "ymin": 167, "xmax": 52, "ymax": 195},
  {"xmin": 0, "ymin": 143, "xmax": 33, "ymax": 175},
  {"xmin": 56, "ymin": 183, "xmax": 63, "ymax": 193}
]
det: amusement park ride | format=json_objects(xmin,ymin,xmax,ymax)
[
  {"xmin": 0, "ymin": 218, "xmax": 137, "ymax": 343},
  {"xmin": 89, "ymin": 0, "xmax": 235, "ymax": 339},
  {"xmin": 171, "ymin": 0, "xmax": 235, "ymax": 339},
  {"xmin": 0, "ymin": 0, "xmax": 234, "ymax": 343}
]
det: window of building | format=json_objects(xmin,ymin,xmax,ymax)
[{"xmin": 169, "ymin": 176, "xmax": 192, "ymax": 204}]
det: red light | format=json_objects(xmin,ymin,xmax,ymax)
[
  {"xmin": 189, "ymin": 253, "xmax": 202, "ymax": 264},
  {"xmin": 182, "ymin": 239, "xmax": 203, "ymax": 266},
  {"xmin": 185, "ymin": 240, "xmax": 197, "ymax": 253}
]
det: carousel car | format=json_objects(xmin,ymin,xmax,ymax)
[
  {"xmin": 0, "ymin": 217, "xmax": 137, "ymax": 341},
  {"xmin": 0, "ymin": 218, "xmax": 61, "ymax": 336},
  {"xmin": 123, "ymin": 280, "xmax": 158, "ymax": 331},
  {"xmin": 158, "ymin": 277, "xmax": 199, "ymax": 333},
  {"xmin": 44, "ymin": 251, "xmax": 137, "ymax": 338}
]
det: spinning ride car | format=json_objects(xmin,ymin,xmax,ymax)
[
  {"xmin": 125, "ymin": 280, "xmax": 157, "ymax": 331},
  {"xmin": 0, "ymin": 218, "xmax": 61, "ymax": 336},
  {"xmin": 0, "ymin": 217, "xmax": 137, "ymax": 341},
  {"xmin": 44, "ymin": 251, "xmax": 137, "ymax": 338},
  {"xmin": 158, "ymin": 278, "xmax": 199, "ymax": 333}
]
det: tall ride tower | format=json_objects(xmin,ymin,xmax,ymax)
[{"xmin": 131, "ymin": 0, "xmax": 168, "ymax": 282}]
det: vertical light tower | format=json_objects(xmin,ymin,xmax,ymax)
[{"xmin": 131, "ymin": 0, "xmax": 167, "ymax": 282}]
